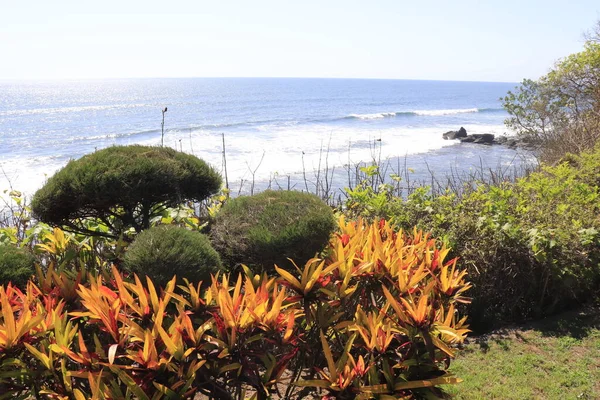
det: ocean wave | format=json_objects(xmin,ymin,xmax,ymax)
[
  {"xmin": 344, "ymin": 108, "xmax": 502, "ymax": 120},
  {"xmin": 68, "ymin": 119, "xmax": 284, "ymax": 142},
  {"xmin": 80, "ymin": 130, "xmax": 160, "ymax": 141},
  {"xmin": 0, "ymin": 103, "xmax": 149, "ymax": 117},
  {"xmin": 346, "ymin": 112, "xmax": 398, "ymax": 120}
]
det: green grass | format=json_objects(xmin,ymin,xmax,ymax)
[{"xmin": 448, "ymin": 306, "xmax": 600, "ymax": 399}]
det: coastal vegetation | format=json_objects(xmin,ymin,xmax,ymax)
[
  {"xmin": 210, "ymin": 190, "xmax": 336, "ymax": 274},
  {"xmin": 122, "ymin": 225, "xmax": 223, "ymax": 287},
  {"xmin": 345, "ymin": 144, "xmax": 600, "ymax": 331},
  {"xmin": 31, "ymin": 145, "xmax": 222, "ymax": 239},
  {"xmin": 0, "ymin": 244, "xmax": 35, "ymax": 288},
  {"xmin": 0, "ymin": 21, "xmax": 599, "ymax": 400},
  {"xmin": 502, "ymin": 39, "xmax": 600, "ymax": 163},
  {"xmin": 0, "ymin": 217, "xmax": 469, "ymax": 399}
]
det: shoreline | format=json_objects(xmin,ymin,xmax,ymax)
[
  {"xmin": 0, "ymin": 139, "xmax": 535, "ymax": 200},
  {"xmin": 235, "ymin": 141, "xmax": 536, "ymax": 200}
]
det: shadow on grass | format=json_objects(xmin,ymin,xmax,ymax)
[
  {"xmin": 525, "ymin": 305, "xmax": 600, "ymax": 340},
  {"xmin": 469, "ymin": 335, "xmax": 511, "ymax": 353},
  {"xmin": 464, "ymin": 304, "xmax": 600, "ymax": 352}
]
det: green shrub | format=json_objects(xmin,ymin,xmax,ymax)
[
  {"xmin": 31, "ymin": 145, "xmax": 222, "ymax": 238},
  {"xmin": 502, "ymin": 39, "xmax": 600, "ymax": 163},
  {"xmin": 0, "ymin": 219, "xmax": 469, "ymax": 399},
  {"xmin": 123, "ymin": 225, "xmax": 222, "ymax": 286},
  {"xmin": 210, "ymin": 190, "xmax": 335, "ymax": 272},
  {"xmin": 346, "ymin": 146, "xmax": 600, "ymax": 332},
  {"xmin": 0, "ymin": 245, "xmax": 36, "ymax": 287}
]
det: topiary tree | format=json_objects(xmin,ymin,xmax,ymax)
[
  {"xmin": 31, "ymin": 145, "xmax": 222, "ymax": 239},
  {"xmin": 0, "ymin": 245, "xmax": 36, "ymax": 288},
  {"xmin": 123, "ymin": 225, "xmax": 223, "ymax": 287},
  {"xmin": 210, "ymin": 190, "xmax": 336, "ymax": 273}
]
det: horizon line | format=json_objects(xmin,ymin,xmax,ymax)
[{"xmin": 0, "ymin": 76, "xmax": 520, "ymax": 85}]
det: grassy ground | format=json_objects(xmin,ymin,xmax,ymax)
[{"xmin": 447, "ymin": 305, "xmax": 600, "ymax": 399}]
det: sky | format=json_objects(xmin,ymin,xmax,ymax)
[{"xmin": 1, "ymin": 0, "xmax": 599, "ymax": 82}]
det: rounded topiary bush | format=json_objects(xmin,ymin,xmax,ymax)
[
  {"xmin": 31, "ymin": 145, "xmax": 222, "ymax": 237},
  {"xmin": 123, "ymin": 225, "xmax": 223, "ymax": 287},
  {"xmin": 210, "ymin": 190, "xmax": 336, "ymax": 272},
  {"xmin": 0, "ymin": 245, "xmax": 36, "ymax": 288}
]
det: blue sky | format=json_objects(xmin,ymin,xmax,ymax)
[{"xmin": 1, "ymin": 0, "xmax": 598, "ymax": 82}]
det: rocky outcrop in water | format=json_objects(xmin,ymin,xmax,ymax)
[
  {"xmin": 495, "ymin": 135, "xmax": 537, "ymax": 150},
  {"xmin": 442, "ymin": 128, "xmax": 537, "ymax": 150},
  {"xmin": 442, "ymin": 127, "xmax": 468, "ymax": 140},
  {"xmin": 459, "ymin": 133, "xmax": 495, "ymax": 144}
]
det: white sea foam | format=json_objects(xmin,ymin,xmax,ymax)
[
  {"xmin": 136, "ymin": 123, "xmax": 509, "ymax": 185},
  {"xmin": 0, "ymin": 123, "xmax": 511, "ymax": 197},
  {"xmin": 347, "ymin": 112, "xmax": 398, "ymax": 120},
  {"xmin": 0, "ymin": 157, "xmax": 64, "ymax": 196},
  {"xmin": 346, "ymin": 108, "xmax": 482, "ymax": 120},
  {"xmin": 413, "ymin": 108, "xmax": 480, "ymax": 116},
  {"xmin": 0, "ymin": 103, "xmax": 149, "ymax": 117}
]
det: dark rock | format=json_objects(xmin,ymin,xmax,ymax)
[
  {"xmin": 496, "ymin": 136, "xmax": 538, "ymax": 150},
  {"xmin": 442, "ymin": 127, "xmax": 468, "ymax": 140},
  {"xmin": 443, "ymin": 131, "xmax": 457, "ymax": 140},
  {"xmin": 472, "ymin": 134, "xmax": 495, "ymax": 144},
  {"xmin": 446, "ymin": 129, "xmax": 536, "ymax": 151},
  {"xmin": 458, "ymin": 133, "xmax": 495, "ymax": 145}
]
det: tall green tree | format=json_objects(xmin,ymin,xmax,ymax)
[{"xmin": 503, "ymin": 38, "xmax": 600, "ymax": 163}]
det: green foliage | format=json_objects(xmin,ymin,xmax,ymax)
[
  {"xmin": 344, "ymin": 165, "xmax": 399, "ymax": 219},
  {"xmin": 503, "ymin": 40, "xmax": 600, "ymax": 162},
  {"xmin": 346, "ymin": 146, "xmax": 600, "ymax": 331},
  {"xmin": 0, "ymin": 189, "xmax": 42, "ymax": 249},
  {"xmin": 31, "ymin": 145, "xmax": 222, "ymax": 239},
  {"xmin": 211, "ymin": 190, "xmax": 335, "ymax": 272},
  {"xmin": 0, "ymin": 245, "xmax": 36, "ymax": 287},
  {"xmin": 0, "ymin": 218, "xmax": 469, "ymax": 399},
  {"xmin": 123, "ymin": 225, "xmax": 223, "ymax": 286},
  {"xmin": 1, "ymin": 190, "xmax": 121, "ymax": 278}
]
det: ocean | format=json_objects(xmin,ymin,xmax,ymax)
[{"xmin": 0, "ymin": 78, "xmax": 533, "ymax": 197}]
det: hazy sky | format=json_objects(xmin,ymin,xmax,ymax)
[{"xmin": 1, "ymin": 0, "xmax": 598, "ymax": 82}]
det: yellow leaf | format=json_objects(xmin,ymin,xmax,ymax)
[
  {"xmin": 24, "ymin": 343, "xmax": 52, "ymax": 370},
  {"xmin": 73, "ymin": 389, "xmax": 87, "ymax": 400},
  {"xmin": 394, "ymin": 375, "xmax": 462, "ymax": 390},
  {"xmin": 108, "ymin": 344, "xmax": 118, "ymax": 365},
  {"xmin": 320, "ymin": 330, "xmax": 338, "ymax": 381},
  {"xmin": 275, "ymin": 266, "xmax": 301, "ymax": 291}
]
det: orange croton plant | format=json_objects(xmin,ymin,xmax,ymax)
[{"xmin": 0, "ymin": 217, "xmax": 470, "ymax": 400}]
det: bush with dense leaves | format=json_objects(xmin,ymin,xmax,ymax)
[
  {"xmin": 0, "ymin": 245, "xmax": 35, "ymax": 288},
  {"xmin": 31, "ymin": 145, "xmax": 222, "ymax": 238},
  {"xmin": 0, "ymin": 218, "xmax": 470, "ymax": 399},
  {"xmin": 211, "ymin": 190, "xmax": 335, "ymax": 272},
  {"xmin": 123, "ymin": 225, "xmax": 222, "ymax": 286},
  {"xmin": 346, "ymin": 146, "xmax": 600, "ymax": 331},
  {"xmin": 502, "ymin": 36, "xmax": 600, "ymax": 163}
]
